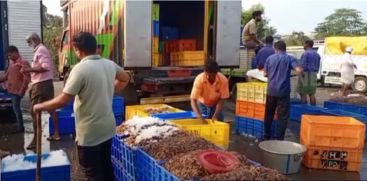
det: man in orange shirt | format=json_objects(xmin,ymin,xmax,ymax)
[
  {"xmin": 191, "ymin": 61, "xmax": 229, "ymax": 121},
  {"xmin": 0, "ymin": 46, "xmax": 31, "ymax": 133}
]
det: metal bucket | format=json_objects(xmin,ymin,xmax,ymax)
[{"xmin": 259, "ymin": 140, "xmax": 306, "ymax": 174}]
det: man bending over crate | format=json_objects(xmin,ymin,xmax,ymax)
[
  {"xmin": 191, "ymin": 60, "xmax": 230, "ymax": 122},
  {"xmin": 264, "ymin": 41, "xmax": 303, "ymax": 140},
  {"xmin": 33, "ymin": 32, "xmax": 130, "ymax": 181}
]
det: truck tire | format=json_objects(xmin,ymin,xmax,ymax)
[{"xmin": 352, "ymin": 76, "xmax": 367, "ymax": 93}]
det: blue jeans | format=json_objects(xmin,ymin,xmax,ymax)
[
  {"xmin": 10, "ymin": 94, "xmax": 24, "ymax": 130},
  {"xmin": 199, "ymin": 103, "xmax": 224, "ymax": 121}
]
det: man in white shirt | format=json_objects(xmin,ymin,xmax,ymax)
[{"xmin": 340, "ymin": 46, "xmax": 357, "ymax": 96}]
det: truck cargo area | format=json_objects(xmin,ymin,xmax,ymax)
[{"xmin": 152, "ymin": 1, "xmax": 206, "ymax": 67}]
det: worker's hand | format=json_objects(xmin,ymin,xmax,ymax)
[
  {"xmin": 33, "ymin": 104, "xmax": 44, "ymax": 113},
  {"xmin": 20, "ymin": 67, "xmax": 28, "ymax": 74},
  {"xmin": 211, "ymin": 115, "xmax": 219, "ymax": 122}
]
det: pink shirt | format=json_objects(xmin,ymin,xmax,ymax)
[{"xmin": 31, "ymin": 44, "xmax": 54, "ymax": 84}]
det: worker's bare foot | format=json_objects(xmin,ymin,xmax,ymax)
[{"xmin": 26, "ymin": 141, "xmax": 36, "ymax": 150}]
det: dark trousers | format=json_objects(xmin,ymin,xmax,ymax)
[
  {"xmin": 77, "ymin": 139, "xmax": 114, "ymax": 181},
  {"xmin": 10, "ymin": 93, "xmax": 24, "ymax": 131},
  {"xmin": 264, "ymin": 95, "xmax": 290, "ymax": 140}
]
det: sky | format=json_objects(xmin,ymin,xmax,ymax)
[{"xmin": 43, "ymin": 0, "xmax": 367, "ymax": 35}]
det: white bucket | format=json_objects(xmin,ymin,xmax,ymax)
[{"xmin": 259, "ymin": 140, "xmax": 306, "ymax": 174}]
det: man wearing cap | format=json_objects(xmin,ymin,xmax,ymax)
[{"xmin": 340, "ymin": 47, "xmax": 357, "ymax": 96}]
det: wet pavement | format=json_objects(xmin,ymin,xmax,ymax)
[{"xmin": 0, "ymin": 81, "xmax": 366, "ymax": 180}]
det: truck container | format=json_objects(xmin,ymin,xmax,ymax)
[{"xmin": 58, "ymin": 0, "xmax": 241, "ymax": 104}]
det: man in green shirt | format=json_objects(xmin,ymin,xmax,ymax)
[{"xmin": 33, "ymin": 32, "xmax": 130, "ymax": 180}]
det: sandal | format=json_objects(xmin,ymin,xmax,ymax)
[
  {"xmin": 26, "ymin": 143, "xmax": 36, "ymax": 150},
  {"xmin": 47, "ymin": 136, "xmax": 61, "ymax": 141}
]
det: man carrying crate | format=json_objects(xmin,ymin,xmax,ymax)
[{"xmin": 191, "ymin": 61, "xmax": 230, "ymax": 122}]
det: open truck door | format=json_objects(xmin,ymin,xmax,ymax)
[
  {"xmin": 124, "ymin": 1, "xmax": 152, "ymax": 67},
  {"xmin": 215, "ymin": 1, "xmax": 241, "ymax": 67}
]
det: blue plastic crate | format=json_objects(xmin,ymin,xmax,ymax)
[
  {"xmin": 49, "ymin": 115, "xmax": 76, "ymax": 136},
  {"xmin": 161, "ymin": 27, "xmax": 178, "ymax": 40},
  {"xmin": 112, "ymin": 157, "xmax": 135, "ymax": 181},
  {"xmin": 290, "ymin": 104, "xmax": 327, "ymax": 122},
  {"xmin": 152, "ymin": 111, "xmax": 206, "ymax": 120},
  {"xmin": 136, "ymin": 149, "xmax": 157, "ymax": 181},
  {"xmin": 290, "ymin": 98, "xmax": 303, "ymax": 105},
  {"xmin": 113, "ymin": 96, "xmax": 125, "ymax": 116},
  {"xmin": 55, "ymin": 109, "xmax": 73, "ymax": 117},
  {"xmin": 111, "ymin": 135, "xmax": 137, "ymax": 180},
  {"xmin": 1, "ymin": 153, "xmax": 70, "ymax": 181},
  {"xmin": 324, "ymin": 101, "xmax": 367, "ymax": 115},
  {"xmin": 50, "ymin": 112, "xmax": 122, "ymax": 136},
  {"xmin": 154, "ymin": 164, "xmax": 180, "ymax": 181},
  {"xmin": 153, "ymin": 21, "xmax": 159, "ymax": 37},
  {"xmin": 234, "ymin": 116, "xmax": 277, "ymax": 139},
  {"xmin": 61, "ymin": 96, "xmax": 124, "ymax": 116},
  {"xmin": 115, "ymin": 114, "xmax": 123, "ymax": 126}
]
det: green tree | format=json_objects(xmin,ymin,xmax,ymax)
[
  {"xmin": 315, "ymin": 8, "xmax": 366, "ymax": 38},
  {"xmin": 284, "ymin": 31, "xmax": 310, "ymax": 46},
  {"xmin": 242, "ymin": 4, "xmax": 277, "ymax": 40},
  {"xmin": 43, "ymin": 9, "xmax": 63, "ymax": 69}
]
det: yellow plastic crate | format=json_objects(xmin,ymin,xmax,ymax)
[
  {"xmin": 169, "ymin": 119, "xmax": 230, "ymax": 148},
  {"xmin": 125, "ymin": 104, "xmax": 183, "ymax": 120},
  {"xmin": 237, "ymin": 82, "xmax": 267, "ymax": 103},
  {"xmin": 172, "ymin": 59, "xmax": 205, "ymax": 66},
  {"xmin": 171, "ymin": 51, "xmax": 205, "ymax": 66},
  {"xmin": 178, "ymin": 51, "xmax": 205, "ymax": 60},
  {"xmin": 153, "ymin": 37, "xmax": 159, "ymax": 53},
  {"xmin": 152, "ymin": 53, "xmax": 163, "ymax": 67}
]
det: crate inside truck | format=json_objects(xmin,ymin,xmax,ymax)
[{"xmin": 58, "ymin": 0, "xmax": 241, "ymax": 104}]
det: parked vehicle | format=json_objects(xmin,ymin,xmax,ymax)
[{"xmin": 318, "ymin": 37, "xmax": 367, "ymax": 92}]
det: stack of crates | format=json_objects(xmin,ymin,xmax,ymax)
[
  {"xmin": 152, "ymin": 3, "xmax": 163, "ymax": 67},
  {"xmin": 234, "ymin": 82, "xmax": 278, "ymax": 139},
  {"xmin": 301, "ymin": 115, "xmax": 366, "ymax": 172},
  {"xmin": 49, "ymin": 96, "xmax": 125, "ymax": 135},
  {"xmin": 170, "ymin": 39, "xmax": 204, "ymax": 66}
]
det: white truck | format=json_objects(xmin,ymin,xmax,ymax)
[
  {"xmin": 0, "ymin": 0, "xmax": 43, "ymax": 109},
  {"xmin": 317, "ymin": 37, "xmax": 367, "ymax": 93}
]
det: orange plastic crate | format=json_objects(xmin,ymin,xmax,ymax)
[
  {"xmin": 172, "ymin": 39, "xmax": 196, "ymax": 52},
  {"xmin": 235, "ymin": 100, "xmax": 277, "ymax": 121},
  {"xmin": 300, "ymin": 115, "xmax": 366, "ymax": 149},
  {"xmin": 303, "ymin": 146, "xmax": 363, "ymax": 172}
]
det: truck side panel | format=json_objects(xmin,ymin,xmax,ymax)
[
  {"xmin": 216, "ymin": 0, "xmax": 241, "ymax": 67},
  {"xmin": 124, "ymin": 1, "xmax": 151, "ymax": 67},
  {"xmin": 7, "ymin": 0, "xmax": 42, "ymax": 62},
  {"xmin": 0, "ymin": 1, "xmax": 8, "ymax": 70}
]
